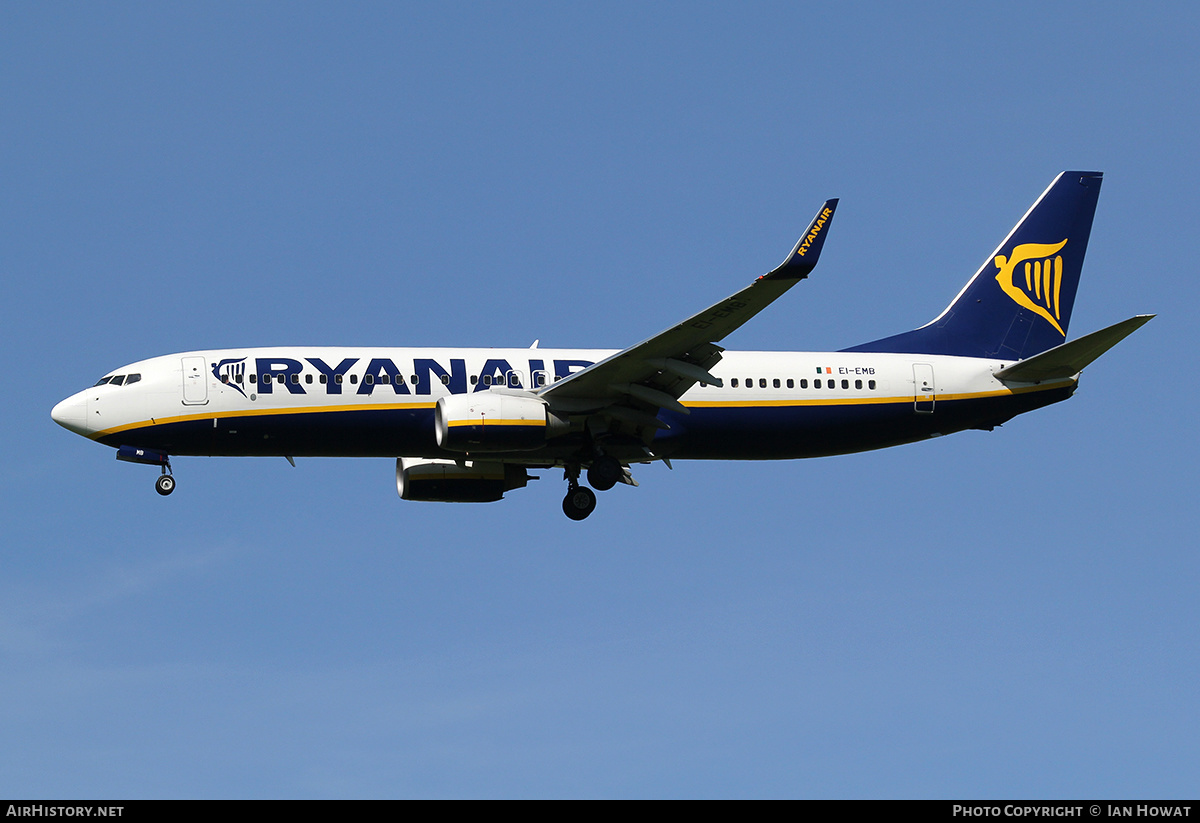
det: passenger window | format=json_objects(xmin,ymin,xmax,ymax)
[
  {"xmin": 305, "ymin": 374, "xmax": 313, "ymax": 384},
  {"xmin": 250, "ymin": 374, "xmax": 257, "ymax": 384},
  {"xmin": 441, "ymin": 374, "xmax": 450, "ymax": 385},
  {"xmin": 221, "ymin": 374, "xmax": 229, "ymax": 384},
  {"xmin": 291, "ymin": 374, "xmax": 299, "ymax": 384},
  {"xmin": 800, "ymin": 379, "xmax": 807, "ymax": 389},
  {"xmin": 841, "ymin": 379, "xmax": 849, "ymax": 389},
  {"xmin": 364, "ymin": 374, "xmax": 374, "ymax": 385},
  {"xmin": 759, "ymin": 378, "xmax": 767, "ymax": 388},
  {"xmin": 350, "ymin": 375, "xmax": 358, "ymax": 384},
  {"xmin": 731, "ymin": 378, "xmax": 738, "ymax": 388},
  {"xmin": 869, "ymin": 380, "xmax": 876, "ymax": 390},
  {"xmin": 787, "ymin": 379, "xmax": 794, "ymax": 389},
  {"xmin": 320, "ymin": 375, "xmax": 327, "ymax": 384},
  {"xmin": 773, "ymin": 378, "xmax": 780, "ymax": 388},
  {"xmin": 395, "ymin": 375, "xmax": 404, "ymax": 385},
  {"xmin": 483, "ymin": 375, "xmax": 492, "ymax": 386},
  {"xmin": 411, "ymin": 375, "xmax": 419, "ymax": 385},
  {"xmin": 470, "ymin": 375, "xmax": 478, "ymax": 385},
  {"xmin": 746, "ymin": 378, "xmax": 753, "ymax": 388},
  {"xmin": 334, "ymin": 374, "xmax": 342, "ymax": 384},
  {"xmin": 855, "ymin": 379, "xmax": 862, "ymax": 389},
  {"xmin": 814, "ymin": 379, "xmax": 821, "ymax": 388}
]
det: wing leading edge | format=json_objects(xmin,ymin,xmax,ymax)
[{"xmin": 538, "ymin": 199, "xmax": 838, "ymax": 429}]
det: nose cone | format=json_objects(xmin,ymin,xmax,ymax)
[{"xmin": 51, "ymin": 392, "xmax": 90, "ymax": 435}]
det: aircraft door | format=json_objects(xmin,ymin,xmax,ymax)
[
  {"xmin": 913, "ymin": 363, "xmax": 935, "ymax": 413},
  {"xmin": 182, "ymin": 356, "xmax": 209, "ymax": 405}
]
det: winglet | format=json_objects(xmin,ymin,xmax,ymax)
[{"xmin": 766, "ymin": 198, "xmax": 839, "ymax": 280}]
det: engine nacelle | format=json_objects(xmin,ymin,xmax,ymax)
[
  {"xmin": 435, "ymin": 392, "xmax": 551, "ymax": 452},
  {"xmin": 396, "ymin": 457, "xmax": 532, "ymax": 503}
]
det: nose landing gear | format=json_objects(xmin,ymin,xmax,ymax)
[
  {"xmin": 155, "ymin": 468, "xmax": 176, "ymax": 496},
  {"xmin": 116, "ymin": 445, "xmax": 176, "ymax": 496}
]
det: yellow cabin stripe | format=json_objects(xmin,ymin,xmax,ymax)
[
  {"xmin": 91, "ymin": 380, "xmax": 1072, "ymax": 440},
  {"xmin": 683, "ymin": 381, "xmax": 1071, "ymax": 409},
  {"xmin": 91, "ymin": 401, "xmax": 436, "ymax": 439}
]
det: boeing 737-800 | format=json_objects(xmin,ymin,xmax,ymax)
[{"xmin": 51, "ymin": 171, "xmax": 1151, "ymax": 519}]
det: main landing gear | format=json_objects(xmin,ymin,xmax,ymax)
[
  {"xmin": 561, "ymin": 455, "xmax": 626, "ymax": 520},
  {"xmin": 586, "ymin": 455, "xmax": 622, "ymax": 492},
  {"xmin": 562, "ymin": 483, "xmax": 597, "ymax": 521}
]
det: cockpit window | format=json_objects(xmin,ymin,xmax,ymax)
[{"xmin": 93, "ymin": 373, "xmax": 141, "ymax": 387}]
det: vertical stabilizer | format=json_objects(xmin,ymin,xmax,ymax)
[{"xmin": 844, "ymin": 172, "xmax": 1103, "ymax": 359}]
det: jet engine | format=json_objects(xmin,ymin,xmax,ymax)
[
  {"xmin": 435, "ymin": 392, "xmax": 559, "ymax": 452},
  {"xmin": 396, "ymin": 457, "xmax": 532, "ymax": 503}
]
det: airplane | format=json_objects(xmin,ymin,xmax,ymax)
[{"xmin": 51, "ymin": 171, "xmax": 1152, "ymax": 520}]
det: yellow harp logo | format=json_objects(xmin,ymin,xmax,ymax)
[{"xmin": 993, "ymin": 239, "xmax": 1069, "ymax": 335}]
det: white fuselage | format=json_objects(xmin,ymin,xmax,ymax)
[{"xmin": 52, "ymin": 346, "xmax": 1073, "ymax": 463}]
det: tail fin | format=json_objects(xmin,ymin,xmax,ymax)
[{"xmin": 844, "ymin": 171, "xmax": 1103, "ymax": 359}]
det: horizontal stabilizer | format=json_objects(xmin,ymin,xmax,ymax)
[{"xmin": 994, "ymin": 314, "xmax": 1154, "ymax": 383}]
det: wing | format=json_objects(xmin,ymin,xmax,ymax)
[{"xmin": 538, "ymin": 199, "xmax": 838, "ymax": 434}]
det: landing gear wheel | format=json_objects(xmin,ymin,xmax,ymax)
[
  {"xmin": 562, "ymin": 485, "xmax": 597, "ymax": 520},
  {"xmin": 587, "ymin": 456, "xmax": 621, "ymax": 492},
  {"xmin": 155, "ymin": 474, "xmax": 176, "ymax": 496}
]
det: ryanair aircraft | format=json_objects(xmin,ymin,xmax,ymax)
[{"xmin": 52, "ymin": 171, "xmax": 1151, "ymax": 520}]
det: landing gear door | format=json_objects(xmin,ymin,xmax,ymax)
[
  {"xmin": 913, "ymin": 363, "xmax": 935, "ymax": 413},
  {"xmin": 182, "ymin": 356, "xmax": 209, "ymax": 405}
]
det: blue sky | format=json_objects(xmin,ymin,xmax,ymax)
[{"xmin": 3, "ymin": 2, "xmax": 1197, "ymax": 798}]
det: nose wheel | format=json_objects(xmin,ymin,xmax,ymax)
[{"xmin": 155, "ymin": 464, "xmax": 176, "ymax": 496}]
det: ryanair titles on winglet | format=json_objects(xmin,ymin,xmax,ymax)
[
  {"xmin": 795, "ymin": 206, "xmax": 833, "ymax": 257},
  {"xmin": 212, "ymin": 356, "xmax": 595, "ymax": 398}
]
